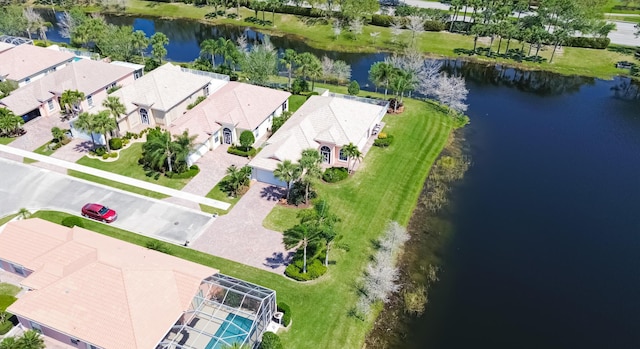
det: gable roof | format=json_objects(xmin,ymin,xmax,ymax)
[
  {"xmin": 109, "ymin": 63, "xmax": 223, "ymax": 114},
  {"xmin": 0, "ymin": 42, "xmax": 14, "ymax": 54},
  {"xmin": 249, "ymin": 95, "xmax": 386, "ymax": 171},
  {"xmin": 1, "ymin": 218, "xmax": 218, "ymax": 349},
  {"xmin": 0, "ymin": 59, "xmax": 136, "ymax": 115},
  {"xmin": 170, "ymin": 82, "xmax": 290, "ymax": 142},
  {"xmin": 0, "ymin": 44, "xmax": 74, "ymax": 81}
]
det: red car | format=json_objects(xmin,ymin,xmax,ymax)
[{"xmin": 81, "ymin": 203, "xmax": 117, "ymax": 223}]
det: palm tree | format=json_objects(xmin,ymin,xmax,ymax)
[
  {"xmin": 74, "ymin": 112, "xmax": 97, "ymax": 147},
  {"xmin": 143, "ymin": 130, "xmax": 179, "ymax": 173},
  {"xmin": 200, "ymin": 39, "xmax": 219, "ymax": 68},
  {"xmin": 0, "ymin": 107, "xmax": 24, "ymax": 137},
  {"xmin": 17, "ymin": 208, "xmax": 31, "ymax": 220},
  {"xmin": 299, "ymin": 199, "xmax": 341, "ymax": 266},
  {"xmin": 299, "ymin": 149, "xmax": 323, "ymax": 204},
  {"xmin": 280, "ymin": 49, "xmax": 297, "ymax": 89},
  {"xmin": 273, "ymin": 159, "xmax": 302, "ymax": 202},
  {"xmin": 16, "ymin": 330, "xmax": 45, "ymax": 349},
  {"xmin": 283, "ymin": 223, "xmax": 323, "ymax": 273},
  {"xmin": 60, "ymin": 89, "xmax": 85, "ymax": 118},
  {"xmin": 92, "ymin": 110, "xmax": 117, "ymax": 152},
  {"xmin": 224, "ymin": 165, "xmax": 251, "ymax": 197},
  {"xmin": 341, "ymin": 143, "xmax": 362, "ymax": 173},
  {"xmin": 102, "ymin": 96, "xmax": 126, "ymax": 132},
  {"xmin": 368, "ymin": 62, "xmax": 394, "ymax": 97},
  {"xmin": 307, "ymin": 59, "xmax": 323, "ymax": 91},
  {"xmin": 173, "ymin": 130, "xmax": 197, "ymax": 172},
  {"xmin": 132, "ymin": 30, "xmax": 149, "ymax": 62},
  {"xmin": 0, "ymin": 337, "xmax": 17, "ymax": 349}
]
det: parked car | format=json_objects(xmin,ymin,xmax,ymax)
[{"xmin": 81, "ymin": 203, "xmax": 117, "ymax": 223}]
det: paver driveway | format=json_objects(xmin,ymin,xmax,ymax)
[
  {"xmin": 0, "ymin": 158, "xmax": 212, "ymax": 244},
  {"xmin": 191, "ymin": 182, "xmax": 294, "ymax": 274}
]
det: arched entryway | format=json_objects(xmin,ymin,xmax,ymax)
[
  {"xmin": 140, "ymin": 108, "xmax": 149, "ymax": 124},
  {"xmin": 223, "ymin": 128, "xmax": 232, "ymax": 144},
  {"xmin": 320, "ymin": 146, "xmax": 331, "ymax": 164}
]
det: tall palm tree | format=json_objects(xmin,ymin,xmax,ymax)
[
  {"xmin": 299, "ymin": 199, "xmax": 341, "ymax": 266},
  {"xmin": 74, "ymin": 112, "xmax": 97, "ymax": 147},
  {"xmin": 283, "ymin": 223, "xmax": 323, "ymax": 273},
  {"xmin": 280, "ymin": 49, "xmax": 297, "ymax": 89},
  {"xmin": 17, "ymin": 208, "xmax": 31, "ymax": 220},
  {"xmin": 102, "ymin": 96, "xmax": 126, "ymax": 134},
  {"xmin": 341, "ymin": 143, "xmax": 362, "ymax": 173},
  {"xmin": 299, "ymin": 149, "xmax": 323, "ymax": 204},
  {"xmin": 60, "ymin": 89, "xmax": 85, "ymax": 118},
  {"xmin": 200, "ymin": 39, "xmax": 219, "ymax": 68},
  {"xmin": 307, "ymin": 59, "xmax": 323, "ymax": 91},
  {"xmin": 143, "ymin": 130, "xmax": 179, "ymax": 173},
  {"xmin": 92, "ymin": 110, "xmax": 117, "ymax": 152},
  {"xmin": 132, "ymin": 30, "xmax": 149, "ymax": 62},
  {"xmin": 16, "ymin": 330, "xmax": 45, "ymax": 349},
  {"xmin": 0, "ymin": 107, "xmax": 24, "ymax": 137},
  {"xmin": 273, "ymin": 159, "xmax": 302, "ymax": 202},
  {"xmin": 368, "ymin": 62, "xmax": 394, "ymax": 97},
  {"xmin": 173, "ymin": 130, "xmax": 197, "ymax": 172},
  {"xmin": 224, "ymin": 165, "xmax": 251, "ymax": 197}
]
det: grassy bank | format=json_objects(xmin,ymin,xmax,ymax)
[
  {"xmin": 8, "ymin": 93, "xmax": 452, "ymax": 348},
  {"xmin": 115, "ymin": 0, "xmax": 637, "ymax": 79}
]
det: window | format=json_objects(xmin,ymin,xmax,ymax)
[
  {"xmin": 30, "ymin": 322, "xmax": 42, "ymax": 333},
  {"xmin": 24, "ymin": 77, "xmax": 31, "ymax": 83},
  {"xmin": 339, "ymin": 149, "xmax": 348, "ymax": 161},
  {"xmin": 47, "ymin": 100, "xmax": 54, "ymax": 111},
  {"xmin": 87, "ymin": 95, "xmax": 93, "ymax": 107},
  {"xmin": 70, "ymin": 338, "xmax": 79, "ymax": 345},
  {"xmin": 282, "ymin": 101, "xmax": 287, "ymax": 111},
  {"xmin": 204, "ymin": 85, "xmax": 210, "ymax": 96},
  {"xmin": 320, "ymin": 146, "xmax": 331, "ymax": 164},
  {"xmin": 140, "ymin": 108, "xmax": 149, "ymax": 124},
  {"xmin": 89, "ymin": 345, "xmax": 99, "ymax": 349},
  {"xmin": 105, "ymin": 82, "xmax": 116, "ymax": 92},
  {"xmin": 12, "ymin": 264, "xmax": 25, "ymax": 276},
  {"xmin": 134, "ymin": 70, "xmax": 142, "ymax": 79}
]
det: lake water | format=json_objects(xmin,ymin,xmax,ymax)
[{"xmin": 39, "ymin": 10, "xmax": 640, "ymax": 348}]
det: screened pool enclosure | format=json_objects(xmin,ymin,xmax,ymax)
[{"xmin": 156, "ymin": 274, "xmax": 277, "ymax": 349}]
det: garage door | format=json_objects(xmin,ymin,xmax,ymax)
[
  {"xmin": 253, "ymin": 168, "xmax": 286, "ymax": 187},
  {"xmin": 187, "ymin": 143, "xmax": 209, "ymax": 166}
]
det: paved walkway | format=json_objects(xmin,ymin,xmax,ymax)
[
  {"xmin": 9, "ymin": 116, "xmax": 65, "ymax": 152},
  {"xmin": 0, "ymin": 144, "xmax": 230, "ymax": 210},
  {"xmin": 50, "ymin": 138, "xmax": 93, "ymax": 163},
  {"xmin": 191, "ymin": 182, "xmax": 294, "ymax": 274},
  {"xmin": 181, "ymin": 145, "xmax": 249, "ymax": 197}
]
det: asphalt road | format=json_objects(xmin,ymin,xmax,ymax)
[{"xmin": 0, "ymin": 158, "xmax": 213, "ymax": 244}]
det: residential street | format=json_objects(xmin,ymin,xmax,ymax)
[{"xmin": 0, "ymin": 158, "xmax": 213, "ymax": 244}]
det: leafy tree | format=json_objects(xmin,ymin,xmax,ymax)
[
  {"xmin": 97, "ymin": 25, "xmax": 143, "ymax": 61},
  {"xmin": 71, "ymin": 15, "xmax": 107, "ymax": 49},
  {"xmin": 239, "ymin": 130, "xmax": 255, "ymax": 149},
  {"xmin": 341, "ymin": 0, "xmax": 379, "ymax": 20},
  {"xmin": 223, "ymin": 165, "xmax": 252, "ymax": 197},
  {"xmin": 0, "ymin": 107, "xmax": 24, "ymax": 137},
  {"xmin": 274, "ymin": 159, "xmax": 302, "ymax": 202},
  {"xmin": 0, "ymin": 6, "xmax": 28, "ymax": 36},
  {"xmin": 280, "ymin": 49, "xmax": 298, "ymax": 89},
  {"xmin": 241, "ymin": 39, "xmax": 277, "ymax": 85},
  {"xmin": 60, "ymin": 89, "xmax": 85, "ymax": 118},
  {"xmin": 74, "ymin": 112, "xmax": 97, "ymax": 147},
  {"xmin": 347, "ymin": 80, "xmax": 360, "ymax": 95},
  {"xmin": 150, "ymin": 32, "xmax": 169, "ymax": 65},
  {"xmin": 0, "ymin": 80, "xmax": 18, "ymax": 99},
  {"xmin": 283, "ymin": 223, "xmax": 322, "ymax": 273},
  {"xmin": 23, "ymin": 7, "xmax": 48, "ymax": 41},
  {"xmin": 92, "ymin": 110, "xmax": 117, "ymax": 152}
]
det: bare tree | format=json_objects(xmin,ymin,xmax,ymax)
[
  {"xmin": 417, "ymin": 59, "xmax": 443, "ymax": 97},
  {"xmin": 435, "ymin": 73, "xmax": 469, "ymax": 115},
  {"xmin": 57, "ymin": 11, "xmax": 75, "ymax": 39},
  {"xmin": 321, "ymin": 55, "xmax": 334, "ymax": 83},
  {"xmin": 23, "ymin": 7, "xmax": 45, "ymax": 40},
  {"xmin": 370, "ymin": 31, "xmax": 380, "ymax": 44},
  {"xmin": 406, "ymin": 15, "xmax": 426, "ymax": 44},
  {"xmin": 390, "ymin": 18, "xmax": 403, "ymax": 44},
  {"xmin": 332, "ymin": 20, "xmax": 342, "ymax": 39},
  {"xmin": 349, "ymin": 18, "xmax": 363, "ymax": 40},
  {"xmin": 236, "ymin": 33, "xmax": 249, "ymax": 54},
  {"xmin": 333, "ymin": 60, "xmax": 351, "ymax": 84}
]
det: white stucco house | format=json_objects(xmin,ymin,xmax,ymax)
[
  {"xmin": 108, "ymin": 63, "xmax": 229, "ymax": 133},
  {"xmin": 0, "ymin": 44, "xmax": 75, "ymax": 87},
  {"xmin": 249, "ymin": 93, "xmax": 388, "ymax": 186},
  {"xmin": 170, "ymin": 81, "xmax": 290, "ymax": 164}
]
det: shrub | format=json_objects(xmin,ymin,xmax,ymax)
[
  {"xmin": 122, "ymin": 138, "xmax": 130, "ymax": 146},
  {"xmin": 187, "ymin": 95, "xmax": 207, "ymax": 110},
  {"xmin": 93, "ymin": 146, "xmax": 106, "ymax": 156},
  {"xmin": 378, "ymin": 132, "xmax": 388, "ymax": 139},
  {"xmin": 60, "ymin": 137, "xmax": 71, "ymax": 145},
  {"xmin": 109, "ymin": 152, "xmax": 118, "ymax": 158},
  {"xmin": 124, "ymin": 131, "xmax": 136, "ymax": 140},
  {"xmin": 109, "ymin": 137, "xmax": 123, "ymax": 150},
  {"xmin": 291, "ymin": 77, "xmax": 309, "ymax": 94},
  {"xmin": 227, "ymin": 145, "xmax": 257, "ymax": 158},
  {"xmin": 166, "ymin": 165, "xmax": 200, "ymax": 179},
  {"xmin": 277, "ymin": 302, "xmax": 292, "ymax": 327},
  {"xmin": 395, "ymin": 4, "xmax": 417, "ymax": 17},
  {"xmin": 348, "ymin": 80, "xmax": 360, "ymax": 95},
  {"xmin": 371, "ymin": 14, "xmax": 393, "ymax": 27},
  {"xmin": 61, "ymin": 216, "xmax": 84, "ymax": 228},
  {"xmin": 424, "ymin": 20, "xmax": 445, "ymax": 32},
  {"xmin": 323, "ymin": 167, "xmax": 349, "ymax": 183},
  {"xmin": 259, "ymin": 332, "xmax": 283, "ymax": 349},
  {"xmin": 0, "ymin": 319, "xmax": 13, "ymax": 335},
  {"xmin": 239, "ymin": 130, "xmax": 255, "ymax": 149},
  {"xmin": 102, "ymin": 153, "xmax": 110, "ymax": 159},
  {"xmin": 145, "ymin": 240, "xmax": 172, "ymax": 254},
  {"xmin": 374, "ymin": 134, "xmax": 394, "ymax": 148},
  {"xmin": 285, "ymin": 259, "xmax": 327, "ymax": 281},
  {"xmin": 564, "ymin": 37, "xmax": 610, "ymax": 49}
]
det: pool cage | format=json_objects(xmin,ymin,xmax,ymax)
[
  {"xmin": 0, "ymin": 35, "xmax": 33, "ymax": 46},
  {"xmin": 156, "ymin": 274, "xmax": 277, "ymax": 349}
]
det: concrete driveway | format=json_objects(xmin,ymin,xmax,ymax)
[{"xmin": 0, "ymin": 158, "xmax": 212, "ymax": 244}]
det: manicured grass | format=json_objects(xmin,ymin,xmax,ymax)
[
  {"xmin": 262, "ymin": 205, "xmax": 301, "ymax": 232},
  {"xmin": 18, "ymin": 90, "xmax": 452, "ymax": 348},
  {"xmin": 68, "ymin": 170, "xmax": 169, "ymax": 199},
  {"xmin": 288, "ymin": 95, "xmax": 308, "ymax": 113},
  {"xmin": 199, "ymin": 176, "xmax": 241, "ymax": 215},
  {"xmin": 75, "ymin": 142, "xmax": 190, "ymax": 190},
  {"xmin": 0, "ymin": 295, "xmax": 17, "ymax": 311},
  {"xmin": 0, "ymin": 283, "xmax": 20, "ymax": 298},
  {"xmin": 0, "ymin": 137, "xmax": 15, "ymax": 145},
  {"xmin": 0, "ymin": 214, "xmax": 18, "ymax": 227}
]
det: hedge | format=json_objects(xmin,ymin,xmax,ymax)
[
  {"xmin": 424, "ymin": 20, "xmax": 445, "ymax": 32},
  {"xmin": 227, "ymin": 146, "xmax": 257, "ymax": 158},
  {"xmin": 0, "ymin": 319, "xmax": 13, "ymax": 335},
  {"xmin": 277, "ymin": 302, "xmax": 292, "ymax": 327},
  {"xmin": 371, "ymin": 14, "xmax": 393, "ymax": 27},
  {"xmin": 564, "ymin": 37, "xmax": 610, "ymax": 49},
  {"xmin": 374, "ymin": 135, "xmax": 394, "ymax": 148},
  {"xmin": 259, "ymin": 332, "xmax": 283, "ymax": 349},
  {"xmin": 166, "ymin": 165, "xmax": 200, "ymax": 179},
  {"xmin": 285, "ymin": 258, "xmax": 327, "ymax": 281},
  {"xmin": 323, "ymin": 167, "xmax": 348, "ymax": 183},
  {"xmin": 61, "ymin": 216, "xmax": 84, "ymax": 228}
]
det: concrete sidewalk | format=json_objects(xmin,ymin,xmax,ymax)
[{"xmin": 0, "ymin": 144, "xmax": 230, "ymax": 210}]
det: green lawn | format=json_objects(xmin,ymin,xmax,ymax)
[
  {"xmin": 199, "ymin": 176, "xmax": 241, "ymax": 215},
  {"xmin": 262, "ymin": 205, "xmax": 301, "ymax": 232},
  {"xmin": 288, "ymin": 95, "xmax": 308, "ymax": 113},
  {"xmin": 0, "ymin": 137, "xmax": 15, "ymax": 145},
  {"xmin": 75, "ymin": 142, "xmax": 191, "ymax": 190},
  {"xmin": 0, "ymin": 283, "xmax": 20, "ymax": 297},
  {"xmin": 14, "ymin": 92, "xmax": 451, "ymax": 348},
  {"xmin": 0, "ymin": 214, "xmax": 18, "ymax": 227}
]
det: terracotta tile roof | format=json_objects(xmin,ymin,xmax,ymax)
[
  {"xmin": 0, "ymin": 42, "xmax": 14, "ymax": 54},
  {"xmin": 0, "ymin": 45, "xmax": 74, "ymax": 81},
  {"xmin": 250, "ymin": 95, "xmax": 386, "ymax": 171},
  {"xmin": 0, "ymin": 59, "xmax": 135, "ymax": 115},
  {"xmin": 1, "ymin": 218, "xmax": 218, "ymax": 349}
]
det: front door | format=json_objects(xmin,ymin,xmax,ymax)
[{"xmin": 223, "ymin": 128, "xmax": 232, "ymax": 144}]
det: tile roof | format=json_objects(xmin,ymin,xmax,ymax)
[
  {"xmin": 109, "ymin": 63, "xmax": 222, "ymax": 114},
  {"xmin": 170, "ymin": 82, "xmax": 290, "ymax": 142},
  {"xmin": 250, "ymin": 95, "xmax": 386, "ymax": 171},
  {"xmin": 0, "ymin": 44, "xmax": 74, "ymax": 81},
  {"xmin": 0, "ymin": 42, "xmax": 14, "ymax": 54},
  {"xmin": 0, "ymin": 59, "xmax": 136, "ymax": 115},
  {"xmin": 1, "ymin": 218, "xmax": 218, "ymax": 349}
]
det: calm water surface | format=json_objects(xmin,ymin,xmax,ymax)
[{"xmin": 40, "ymin": 11, "xmax": 640, "ymax": 347}]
